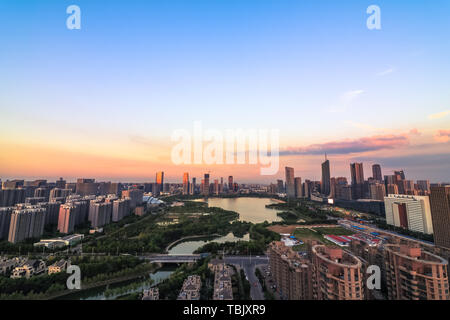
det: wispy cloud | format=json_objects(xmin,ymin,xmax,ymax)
[
  {"xmin": 428, "ymin": 110, "xmax": 450, "ymax": 120},
  {"xmin": 280, "ymin": 134, "xmax": 409, "ymax": 156},
  {"xmin": 328, "ymin": 90, "xmax": 364, "ymax": 113},
  {"xmin": 434, "ymin": 129, "xmax": 450, "ymax": 143},
  {"xmin": 376, "ymin": 67, "xmax": 395, "ymax": 76}
]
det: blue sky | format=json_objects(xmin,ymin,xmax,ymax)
[{"xmin": 1, "ymin": 0, "xmax": 449, "ymax": 182}]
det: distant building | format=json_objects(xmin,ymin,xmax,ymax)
[
  {"xmin": 372, "ymin": 164, "xmax": 382, "ymax": 182},
  {"xmin": 294, "ymin": 177, "xmax": 303, "ymax": 198},
  {"xmin": 182, "ymin": 173, "xmax": 189, "ymax": 195},
  {"xmin": 321, "ymin": 156, "xmax": 331, "ymax": 196},
  {"xmin": 285, "ymin": 167, "xmax": 295, "ymax": 198}
]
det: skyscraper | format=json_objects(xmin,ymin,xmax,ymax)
[
  {"xmin": 228, "ymin": 176, "xmax": 233, "ymax": 192},
  {"xmin": 182, "ymin": 173, "xmax": 189, "ymax": 195},
  {"xmin": 294, "ymin": 177, "xmax": 303, "ymax": 198},
  {"xmin": 321, "ymin": 156, "xmax": 331, "ymax": 196},
  {"xmin": 156, "ymin": 172, "xmax": 164, "ymax": 189},
  {"xmin": 372, "ymin": 164, "xmax": 382, "ymax": 181},
  {"xmin": 350, "ymin": 163, "xmax": 364, "ymax": 199},
  {"xmin": 285, "ymin": 167, "xmax": 295, "ymax": 198},
  {"xmin": 350, "ymin": 163, "xmax": 364, "ymax": 185},
  {"xmin": 429, "ymin": 186, "xmax": 450, "ymax": 249},
  {"xmin": 203, "ymin": 174, "xmax": 210, "ymax": 196}
]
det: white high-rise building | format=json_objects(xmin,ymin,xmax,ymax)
[{"xmin": 384, "ymin": 194, "xmax": 433, "ymax": 234}]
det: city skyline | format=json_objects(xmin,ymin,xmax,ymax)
[{"xmin": 1, "ymin": 1, "xmax": 450, "ymax": 182}]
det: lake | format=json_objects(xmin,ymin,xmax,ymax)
[{"xmin": 200, "ymin": 197, "xmax": 283, "ymax": 224}]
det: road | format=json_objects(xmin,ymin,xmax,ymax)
[{"xmin": 224, "ymin": 255, "xmax": 268, "ymax": 300}]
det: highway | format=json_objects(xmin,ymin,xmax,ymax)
[{"xmin": 224, "ymin": 255, "xmax": 269, "ymax": 300}]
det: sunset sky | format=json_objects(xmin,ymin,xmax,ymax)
[{"xmin": 1, "ymin": 0, "xmax": 449, "ymax": 183}]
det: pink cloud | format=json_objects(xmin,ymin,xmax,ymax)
[
  {"xmin": 281, "ymin": 134, "xmax": 410, "ymax": 156},
  {"xmin": 434, "ymin": 130, "xmax": 450, "ymax": 143}
]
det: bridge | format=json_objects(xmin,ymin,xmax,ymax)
[{"xmin": 142, "ymin": 254, "xmax": 204, "ymax": 263}]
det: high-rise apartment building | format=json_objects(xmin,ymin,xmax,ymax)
[
  {"xmin": 429, "ymin": 186, "xmax": 450, "ymax": 248},
  {"xmin": 0, "ymin": 207, "xmax": 13, "ymax": 240},
  {"xmin": 57, "ymin": 204, "xmax": 77, "ymax": 234},
  {"xmin": 8, "ymin": 206, "xmax": 46, "ymax": 243},
  {"xmin": 311, "ymin": 245, "xmax": 364, "ymax": 300},
  {"xmin": 384, "ymin": 244, "xmax": 449, "ymax": 300},
  {"xmin": 268, "ymin": 241, "xmax": 312, "ymax": 300},
  {"xmin": 285, "ymin": 167, "xmax": 295, "ymax": 198},
  {"xmin": 121, "ymin": 189, "xmax": 143, "ymax": 209},
  {"xmin": 112, "ymin": 198, "xmax": 131, "ymax": 222},
  {"xmin": 384, "ymin": 194, "xmax": 434, "ymax": 234},
  {"xmin": 76, "ymin": 179, "xmax": 99, "ymax": 196}
]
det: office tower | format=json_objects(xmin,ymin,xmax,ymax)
[
  {"xmin": 384, "ymin": 194, "xmax": 434, "ymax": 234},
  {"xmin": 122, "ymin": 189, "xmax": 143, "ymax": 209},
  {"xmin": 350, "ymin": 163, "xmax": 364, "ymax": 200},
  {"xmin": 55, "ymin": 177, "xmax": 66, "ymax": 189},
  {"xmin": 191, "ymin": 178, "xmax": 196, "ymax": 195},
  {"xmin": 429, "ymin": 186, "xmax": 450, "ymax": 248},
  {"xmin": 303, "ymin": 180, "xmax": 311, "ymax": 198},
  {"xmin": 156, "ymin": 172, "xmax": 164, "ymax": 189},
  {"xmin": 112, "ymin": 198, "xmax": 131, "ymax": 222},
  {"xmin": 321, "ymin": 156, "xmax": 331, "ymax": 196},
  {"xmin": 219, "ymin": 177, "xmax": 224, "ymax": 194},
  {"xmin": 76, "ymin": 178, "xmax": 99, "ymax": 196},
  {"xmin": 276, "ymin": 180, "xmax": 284, "ymax": 193},
  {"xmin": 214, "ymin": 179, "xmax": 219, "ymax": 195},
  {"xmin": 370, "ymin": 183, "xmax": 386, "ymax": 201},
  {"xmin": 58, "ymin": 204, "xmax": 77, "ymax": 234},
  {"xmin": 228, "ymin": 176, "xmax": 233, "ymax": 191},
  {"xmin": 182, "ymin": 173, "xmax": 189, "ymax": 195},
  {"xmin": 311, "ymin": 245, "xmax": 364, "ymax": 300},
  {"xmin": 384, "ymin": 244, "xmax": 449, "ymax": 300},
  {"xmin": 350, "ymin": 163, "xmax": 365, "ymax": 185},
  {"xmin": 285, "ymin": 167, "xmax": 295, "ymax": 198},
  {"xmin": 8, "ymin": 206, "xmax": 46, "ymax": 243},
  {"xmin": 203, "ymin": 174, "xmax": 210, "ymax": 196},
  {"xmin": 417, "ymin": 180, "xmax": 431, "ymax": 194},
  {"xmin": 372, "ymin": 164, "xmax": 382, "ymax": 181},
  {"xmin": 268, "ymin": 242, "xmax": 312, "ymax": 300},
  {"xmin": 0, "ymin": 207, "xmax": 13, "ymax": 240},
  {"xmin": 294, "ymin": 177, "xmax": 303, "ymax": 198}
]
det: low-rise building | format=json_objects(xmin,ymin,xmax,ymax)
[
  {"xmin": 48, "ymin": 259, "xmax": 70, "ymax": 274},
  {"xmin": 11, "ymin": 259, "xmax": 46, "ymax": 279},
  {"xmin": 177, "ymin": 275, "xmax": 201, "ymax": 300}
]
